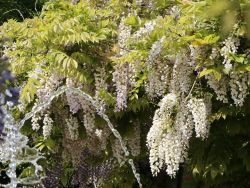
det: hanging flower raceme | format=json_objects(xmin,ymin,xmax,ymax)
[
  {"xmin": 145, "ymin": 37, "xmax": 170, "ymax": 98},
  {"xmin": 206, "ymin": 74, "xmax": 229, "ymax": 103},
  {"xmin": 66, "ymin": 78, "xmax": 96, "ymax": 136},
  {"xmin": 112, "ymin": 16, "xmax": 136, "ymax": 111},
  {"xmin": 65, "ymin": 115, "xmax": 79, "ymax": 140},
  {"xmin": 158, "ymin": 103, "xmax": 193, "ymax": 177},
  {"xmin": 147, "ymin": 94, "xmax": 212, "ymax": 177},
  {"xmin": 81, "ymin": 99, "xmax": 96, "ymax": 136},
  {"xmin": 94, "ymin": 67, "xmax": 108, "ymax": 114},
  {"xmin": 187, "ymin": 96, "xmax": 212, "ymax": 139},
  {"xmin": 132, "ymin": 20, "xmax": 156, "ymax": 40},
  {"xmin": 229, "ymin": 72, "xmax": 249, "ymax": 107},
  {"xmin": 43, "ymin": 113, "xmax": 54, "ymax": 139},
  {"xmin": 30, "ymin": 74, "xmax": 61, "ymax": 133},
  {"xmin": 66, "ymin": 78, "xmax": 83, "ymax": 114},
  {"xmin": 146, "ymin": 93, "xmax": 177, "ymax": 176},
  {"xmin": 112, "ymin": 62, "xmax": 136, "ymax": 111},
  {"xmin": 170, "ymin": 54, "xmax": 194, "ymax": 96},
  {"xmin": 220, "ymin": 36, "xmax": 240, "ymax": 73},
  {"xmin": 118, "ymin": 16, "xmax": 131, "ymax": 57}
]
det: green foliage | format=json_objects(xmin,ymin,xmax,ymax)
[
  {"xmin": 189, "ymin": 113, "xmax": 250, "ymax": 187},
  {"xmin": 1, "ymin": 0, "xmax": 117, "ymax": 106},
  {"xmin": 20, "ymin": 77, "xmax": 40, "ymax": 104},
  {"xmin": 35, "ymin": 137, "xmax": 56, "ymax": 152}
]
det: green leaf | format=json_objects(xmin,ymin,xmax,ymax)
[
  {"xmin": 192, "ymin": 34, "xmax": 220, "ymax": 46},
  {"xmin": 45, "ymin": 138, "xmax": 56, "ymax": 151},
  {"xmin": 124, "ymin": 16, "xmax": 139, "ymax": 26},
  {"xmin": 229, "ymin": 54, "xmax": 246, "ymax": 64},
  {"xmin": 203, "ymin": 34, "xmax": 220, "ymax": 44},
  {"xmin": 192, "ymin": 166, "xmax": 200, "ymax": 176},
  {"xmin": 20, "ymin": 78, "xmax": 40, "ymax": 104},
  {"xmin": 246, "ymin": 66, "xmax": 250, "ymax": 71},
  {"xmin": 211, "ymin": 168, "xmax": 218, "ymax": 179},
  {"xmin": 19, "ymin": 166, "xmax": 35, "ymax": 178},
  {"xmin": 199, "ymin": 68, "xmax": 214, "ymax": 78},
  {"xmin": 52, "ymin": 50, "xmax": 78, "ymax": 70},
  {"xmin": 235, "ymin": 64, "xmax": 250, "ymax": 72},
  {"xmin": 199, "ymin": 68, "xmax": 222, "ymax": 80},
  {"xmin": 61, "ymin": 173, "xmax": 69, "ymax": 187}
]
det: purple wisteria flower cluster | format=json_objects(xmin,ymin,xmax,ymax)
[{"xmin": 0, "ymin": 70, "xmax": 19, "ymax": 136}]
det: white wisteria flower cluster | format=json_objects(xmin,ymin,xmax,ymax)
[
  {"xmin": 146, "ymin": 93, "xmax": 177, "ymax": 176},
  {"xmin": 187, "ymin": 97, "xmax": 212, "ymax": 139},
  {"xmin": 206, "ymin": 72, "xmax": 250, "ymax": 106},
  {"xmin": 66, "ymin": 78, "xmax": 83, "ymax": 114},
  {"xmin": 82, "ymin": 99, "xmax": 96, "ymax": 136},
  {"xmin": 132, "ymin": 21, "xmax": 156, "ymax": 40},
  {"xmin": 206, "ymin": 75, "xmax": 229, "ymax": 103},
  {"xmin": 229, "ymin": 72, "xmax": 249, "ymax": 107},
  {"xmin": 95, "ymin": 126, "xmax": 111, "ymax": 150},
  {"xmin": 220, "ymin": 36, "xmax": 240, "ymax": 73},
  {"xmin": 145, "ymin": 60, "xmax": 170, "ymax": 98},
  {"xmin": 31, "ymin": 113, "xmax": 42, "ymax": 131},
  {"xmin": 65, "ymin": 78, "xmax": 96, "ymax": 135},
  {"xmin": 170, "ymin": 55, "xmax": 193, "ymax": 95},
  {"xmin": 31, "ymin": 74, "xmax": 62, "ymax": 132},
  {"xmin": 112, "ymin": 62, "xmax": 136, "ymax": 111},
  {"xmin": 37, "ymin": 74, "xmax": 62, "ymax": 102},
  {"xmin": 65, "ymin": 116, "xmax": 79, "ymax": 140},
  {"xmin": 147, "ymin": 93, "xmax": 212, "ymax": 177},
  {"xmin": 145, "ymin": 37, "xmax": 170, "ymax": 98},
  {"xmin": 94, "ymin": 67, "xmax": 108, "ymax": 114},
  {"xmin": 158, "ymin": 103, "xmax": 193, "ymax": 177},
  {"xmin": 43, "ymin": 113, "xmax": 54, "ymax": 139},
  {"xmin": 118, "ymin": 16, "xmax": 131, "ymax": 56},
  {"xmin": 112, "ymin": 16, "xmax": 137, "ymax": 111}
]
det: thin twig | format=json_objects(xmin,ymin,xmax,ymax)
[
  {"xmin": 35, "ymin": 0, "xmax": 38, "ymax": 14},
  {"xmin": 184, "ymin": 78, "xmax": 197, "ymax": 102},
  {"xmin": 3, "ymin": 9, "xmax": 24, "ymax": 21}
]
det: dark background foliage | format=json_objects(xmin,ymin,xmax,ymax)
[{"xmin": 0, "ymin": 0, "xmax": 47, "ymax": 24}]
